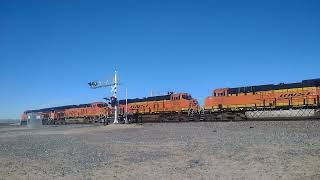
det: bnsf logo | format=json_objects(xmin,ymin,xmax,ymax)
[
  {"xmin": 130, "ymin": 104, "xmax": 149, "ymax": 109},
  {"xmin": 279, "ymin": 92, "xmax": 311, "ymax": 99}
]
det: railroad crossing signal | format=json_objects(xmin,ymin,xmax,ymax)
[
  {"xmin": 88, "ymin": 81, "xmax": 98, "ymax": 88},
  {"xmin": 88, "ymin": 81, "xmax": 115, "ymax": 89},
  {"xmin": 88, "ymin": 70, "xmax": 120, "ymax": 124},
  {"xmin": 110, "ymin": 96, "xmax": 117, "ymax": 107}
]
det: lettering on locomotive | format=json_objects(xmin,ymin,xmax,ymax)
[
  {"xmin": 279, "ymin": 92, "xmax": 311, "ymax": 99},
  {"xmin": 130, "ymin": 104, "xmax": 149, "ymax": 109}
]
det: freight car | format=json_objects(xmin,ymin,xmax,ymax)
[{"xmin": 204, "ymin": 78, "xmax": 320, "ymax": 121}]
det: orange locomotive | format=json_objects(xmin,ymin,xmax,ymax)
[
  {"xmin": 118, "ymin": 92, "xmax": 199, "ymax": 115},
  {"xmin": 116, "ymin": 92, "xmax": 200, "ymax": 122},
  {"xmin": 204, "ymin": 79, "xmax": 320, "ymax": 112},
  {"xmin": 64, "ymin": 102, "xmax": 111, "ymax": 124}
]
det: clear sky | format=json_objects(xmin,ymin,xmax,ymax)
[{"xmin": 0, "ymin": 0, "xmax": 319, "ymax": 119}]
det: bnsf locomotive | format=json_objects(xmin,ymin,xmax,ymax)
[
  {"xmin": 118, "ymin": 92, "xmax": 200, "ymax": 122},
  {"xmin": 203, "ymin": 78, "xmax": 320, "ymax": 121},
  {"xmin": 119, "ymin": 92, "xmax": 199, "ymax": 114},
  {"xmin": 21, "ymin": 78, "xmax": 320, "ymax": 125},
  {"xmin": 205, "ymin": 79, "xmax": 320, "ymax": 111}
]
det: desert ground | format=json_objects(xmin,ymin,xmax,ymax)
[{"xmin": 0, "ymin": 121, "xmax": 319, "ymax": 180}]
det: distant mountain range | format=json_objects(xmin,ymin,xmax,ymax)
[{"xmin": 0, "ymin": 119, "xmax": 20, "ymax": 123}]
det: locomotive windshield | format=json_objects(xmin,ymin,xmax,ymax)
[
  {"xmin": 182, "ymin": 94, "xmax": 192, "ymax": 100},
  {"xmin": 97, "ymin": 104, "xmax": 106, "ymax": 108}
]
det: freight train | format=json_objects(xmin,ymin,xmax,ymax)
[
  {"xmin": 21, "ymin": 92, "xmax": 200, "ymax": 125},
  {"xmin": 21, "ymin": 78, "xmax": 320, "ymax": 125}
]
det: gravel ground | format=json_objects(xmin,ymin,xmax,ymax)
[{"xmin": 0, "ymin": 121, "xmax": 319, "ymax": 180}]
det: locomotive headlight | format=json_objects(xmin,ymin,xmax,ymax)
[{"xmin": 110, "ymin": 96, "xmax": 118, "ymax": 107}]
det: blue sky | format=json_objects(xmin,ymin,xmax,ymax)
[{"xmin": 0, "ymin": 0, "xmax": 319, "ymax": 119}]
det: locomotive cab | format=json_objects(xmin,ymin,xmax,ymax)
[
  {"xmin": 91, "ymin": 102, "xmax": 107, "ymax": 108},
  {"xmin": 213, "ymin": 88, "xmax": 229, "ymax": 97},
  {"xmin": 170, "ymin": 93, "xmax": 193, "ymax": 101},
  {"xmin": 171, "ymin": 93, "xmax": 199, "ymax": 112}
]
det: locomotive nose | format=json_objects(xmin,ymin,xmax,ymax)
[
  {"xmin": 193, "ymin": 99, "xmax": 198, "ymax": 105},
  {"xmin": 191, "ymin": 100, "xmax": 199, "ymax": 109}
]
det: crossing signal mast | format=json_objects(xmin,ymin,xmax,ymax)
[{"xmin": 88, "ymin": 70, "xmax": 120, "ymax": 124}]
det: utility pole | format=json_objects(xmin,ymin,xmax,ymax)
[
  {"xmin": 125, "ymin": 87, "xmax": 128, "ymax": 124},
  {"xmin": 113, "ymin": 71, "xmax": 119, "ymax": 124}
]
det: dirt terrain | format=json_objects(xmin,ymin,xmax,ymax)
[{"xmin": 0, "ymin": 121, "xmax": 319, "ymax": 180}]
